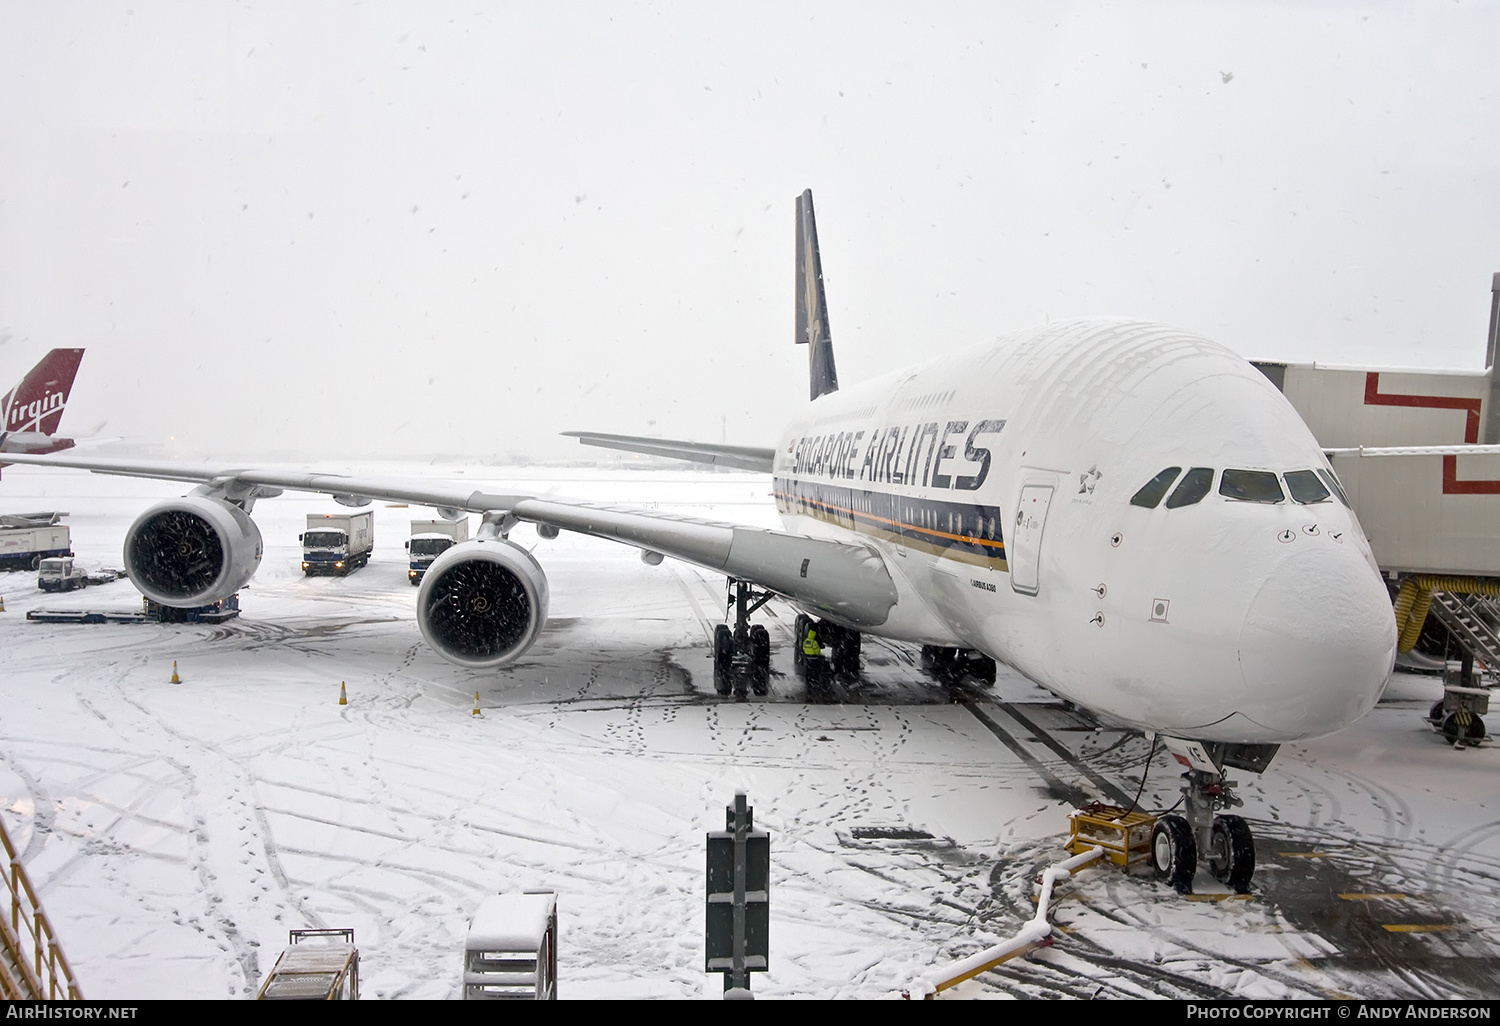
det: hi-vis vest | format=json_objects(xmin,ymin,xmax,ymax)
[{"xmin": 802, "ymin": 631, "xmax": 821, "ymax": 657}]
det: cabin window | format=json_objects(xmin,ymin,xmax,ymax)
[
  {"xmin": 1315, "ymin": 468, "xmax": 1352, "ymax": 508},
  {"xmin": 1284, "ymin": 470, "xmax": 1331, "ymax": 504},
  {"xmin": 1130, "ymin": 467, "xmax": 1182, "ymax": 508},
  {"xmin": 1219, "ymin": 469, "xmax": 1284, "ymax": 503},
  {"xmin": 1164, "ymin": 467, "xmax": 1214, "ymax": 509}
]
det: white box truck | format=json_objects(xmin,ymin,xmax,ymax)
[
  {"xmin": 301, "ymin": 512, "xmax": 374, "ymax": 576},
  {"xmin": 0, "ymin": 524, "xmax": 71, "ymax": 572},
  {"xmin": 405, "ymin": 518, "xmax": 469, "ymax": 585}
]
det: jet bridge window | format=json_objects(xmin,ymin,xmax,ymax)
[
  {"xmin": 1130, "ymin": 467, "xmax": 1182, "ymax": 508},
  {"xmin": 1219, "ymin": 469, "xmax": 1284, "ymax": 503},
  {"xmin": 1163, "ymin": 467, "xmax": 1214, "ymax": 509},
  {"xmin": 1284, "ymin": 470, "xmax": 1331, "ymax": 504}
]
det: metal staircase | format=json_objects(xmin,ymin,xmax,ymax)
[
  {"xmin": 1426, "ymin": 591, "xmax": 1500, "ymax": 672},
  {"xmin": 0, "ymin": 814, "xmax": 81, "ymax": 999}
]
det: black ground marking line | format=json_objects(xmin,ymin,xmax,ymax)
[
  {"xmin": 960, "ymin": 701, "xmax": 1093, "ymax": 808},
  {"xmin": 995, "ymin": 701, "xmax": 1134, "ymax": 806}
]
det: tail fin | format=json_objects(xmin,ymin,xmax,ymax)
[
  {"xmin": 795, "ymin": 189, "xmax": 839, "ymax": 401},
  {"xmin": 2, "ymin": 349, "xmax": 85, "ymax": 436}
]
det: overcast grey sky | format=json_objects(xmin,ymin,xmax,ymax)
[{"xmin": 2, "ymin": 2, "xmax": 1496, "ymax": 461}]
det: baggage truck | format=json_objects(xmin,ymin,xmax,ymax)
[
  {"xmin": 0, "ymin": 524, "xmax": 71, "ymax": 571},
  {"xmin": 37, "ymin": 556, "xmax": 88, "ymax": 592},
  {"xmin": 301, "ymin": 512, "xmax": 374, "ymax": 576},
  {"xmin": 405, "ymin": 518, "xmax": 469, "ymax": 585}
]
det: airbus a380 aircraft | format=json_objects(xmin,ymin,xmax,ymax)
[{"xmin": 7, "ymin": 191, "xmax": 1395, "ymax": 894}]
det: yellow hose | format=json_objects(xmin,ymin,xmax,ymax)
[{"xmin": 1394, "ymin": 575, "xmax": 1500, "ymax": 653}]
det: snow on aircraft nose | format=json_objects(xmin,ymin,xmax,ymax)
[{"xmin": 1235, "ymin": 543, "xmax": 1396, "ymax": 739}]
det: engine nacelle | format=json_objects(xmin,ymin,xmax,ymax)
[
  {"xmin": 416, "ymin": 539, "xmax": 550, "ymax": 668},
  {"xmin": 123, "ymin": 495, "xmax": 263, "ymax": 606}
]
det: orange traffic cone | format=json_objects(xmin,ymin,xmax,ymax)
[
  {"xmin": 0, "ymin": 596, "xmax": 6, "ymax": 612},
  {"xmin": 472, "ymin": 691, "xmax": 482, "ymax": 717},
  {"xmin": 339, "ymin": 681, "xmax": 348, "ymax": 706},
  {"xmin": 170, "ymin": 660, "xmax": 181, "ymax": 684}
]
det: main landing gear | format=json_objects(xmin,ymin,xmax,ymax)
[
  {"xmin": 792, "ymin": 612, "xmax": 860, "ymax": 690},
  {"xmin": 1150, "ymin": 739, "xmax": 1278, "ymax": 894},
  {"xmin": 919, "ymin": 645, "xmax": 997, "ymax": 686},
  {"xmin": 713, "ymin": 579, "xmax": 773, "ymax": 699}
]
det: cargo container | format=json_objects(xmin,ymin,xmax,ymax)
[{"xmin": 0, "ymin": 523, "xmax": 71, "ymax": 571}]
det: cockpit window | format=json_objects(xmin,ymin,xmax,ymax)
[
  {"xmin": 1284, "ymin": 470, "xmax": 1331, "ymax": 504},
  {"xmin": 1315, "ymin": 467, "xmax": 1352, "ymax": 508},
  {"xmin": 1219, "ymin": 469, "xmax": 1284, "ymax": 503},
  {"xmin": 1164, "ymin": 467, "xmax": 1214, "ymax": 508},
  {"xmin": 1130, "ymin": 467, "xmax": 1182, "ymax": 508}
]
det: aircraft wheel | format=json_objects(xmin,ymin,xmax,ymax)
[
  {"xmin": 713, "ymin": 624, "xmax": 734, "ymax": 696},
  {"xmin": 1429, "ymin": 699, "xmax": 1446, "ymax": 723},
  {"xmin": 1442, "ymin": 710, "xmax": 1486, "ymax": 746},
  {"xmin": 833, "ymin": 629, "xmax": 860, "ymax": 680},
  {"xmin": 1151, "ymin": 813, "xmax": 1196, "ymax": 894},
  {"xmin": 1208, "ymin": 815, "xmax": 1255, "ymax": 894},
  {"xmin": 792, "ymin": 614, "xmax": 809, "ymax": 672},
  {"xmin": 750, "ymin": 625, "xmax": 770, "ymax": 696}
]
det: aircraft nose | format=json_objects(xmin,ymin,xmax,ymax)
[{"xmin": 1236, "ymin": 545, "xmax": 1396, "ymax": 738}]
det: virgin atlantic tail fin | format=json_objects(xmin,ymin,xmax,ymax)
[{"xmin": 1, "ymin": 349, "xmax": 86, "ymax": 473}]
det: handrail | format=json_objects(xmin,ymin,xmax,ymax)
[{"xmin": 0, "ymin": 814, "xmax": 82, "ymax": 999}]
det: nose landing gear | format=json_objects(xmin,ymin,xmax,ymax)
[{"xmin": 1151, "ymin": 739, "xmax": 1277, "ymax": 894}]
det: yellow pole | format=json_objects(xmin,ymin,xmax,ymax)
[
  {"xmin": 339, "ymin": 681, "xmax": 348, "ymax": 706},
  {"xmin": 472, "ymin": 691, "xmax": 481, "ymax": 717}
]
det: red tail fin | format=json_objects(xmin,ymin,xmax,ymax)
[{"xmin": 2, "ymin": 349, "xmax": 85, "ymax": 435}]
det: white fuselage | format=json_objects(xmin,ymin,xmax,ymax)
[{"xmin": 774, "ymin": 320, "xmax": 1397, "ymax": 745}]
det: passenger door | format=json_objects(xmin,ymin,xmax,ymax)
[{"xmin": 1010, "ymin": 482, "xmax": 1055, "ymax": 596}]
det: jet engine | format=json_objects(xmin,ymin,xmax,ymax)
[
  {"xmin": 123, "ymin": 495, "xmax": 263, "ymax": 606},
  {"xmin": 416, "ymin": 539, "xmax": 550, "ymax": 668}
]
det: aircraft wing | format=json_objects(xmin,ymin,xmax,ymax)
[
  {"xmin": 1, "ymin": 451, "xmax": 896, "ymax": 627},
  {"xmin": 561, "ymin": 431, "xmax": 776, "ymax": 473}
]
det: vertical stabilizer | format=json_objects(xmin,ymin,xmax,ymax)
[
  {"xmin": 795, "ymin": 189, "xmax": 839, "ymax": 401},
  {"xmin": 2, "ymin": 349, "xmax": 85, "ymax": 436}
]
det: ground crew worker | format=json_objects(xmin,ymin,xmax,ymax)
[{"xmin": 802, "ymin": 627, "xmax": 822, "ymax": 659}]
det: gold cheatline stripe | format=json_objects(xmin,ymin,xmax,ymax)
[
  {"xmin": 1338, "ymin": 893, "xmax": 1408, "ymax": 901},
  {"xmin": 1381, "ymin": 924, "xmax": 1456, "ymax": 933},
  {"xmin": 772, "ymin": 489, "xmax": 1007, "ymax": 550}
]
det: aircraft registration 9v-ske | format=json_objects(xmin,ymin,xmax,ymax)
[{"xmin": 7, "ymin": 190, "xmax": 1396, "ymax": 894}]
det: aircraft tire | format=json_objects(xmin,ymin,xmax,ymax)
[
  {"xmin": 792, "ymin": 614, "xmax": 809, "ymax": 672},
  {"xmin": 1208, "ymin": 815, "xmax": 1255, "ymax": 894},
  {"xmin": 832, "ymin": 629, "xmax": 860, "ymax": 680},
  {"xmin": 749, "ymin": 625, "xmax": 770, "ymax": 695},
  {"xmin": 1428, "ymin": 699, "xmax": 1445, "ymax": 723},
  {"xmin": 713, "ymin": 624, "xmax": 734, "ymax": 696},
  {"xmin": 1151, "ymin": 813, "xmax": 1196, "ymax": 894}
]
